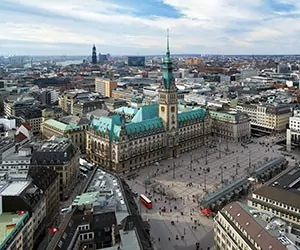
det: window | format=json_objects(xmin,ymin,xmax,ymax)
[
  {"xmin": 171, "ymin": 106, "xmax": 175, "ymax": 112},
  {"xmin": 161, "ymin": 107, "xmax": 165, "ymax": 112}
]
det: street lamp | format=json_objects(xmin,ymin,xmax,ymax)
[
  {"xmin": 203, "ymin": 168, "xmax": 207, "ymax": 192},
  {"xmin": 218, "ymin": 139, "xmax": 221, "ymax": 159},
  {"xmin": 236, "ymin": 157, "xmax": 239, "ymax": 176},
  {"xmin": 220, "ymin": 165, "xmax": 224, "ymax": 184},
  {"xmin": 173, "ymin": 162, "xmax": 176, "ymax": 179}
]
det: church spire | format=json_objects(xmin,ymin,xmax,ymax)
[
  {"xmin": 161, "ymin": 29, "xmax": 176, "ymax": 90},
  {"xmin": 166, "ymin": 29, "xmax": 170, "ymax": 58}
]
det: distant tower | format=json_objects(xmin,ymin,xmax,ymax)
[
  {"xmin": 158, "ymin": 30, "xmax": 179, "ymax": 158},
  {"xmin": 92, "ymin": 44, "xmax": 97, "ymax": 64}
]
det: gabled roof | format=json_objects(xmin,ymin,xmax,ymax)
[
  {"xmin": 131, "ymin": 104, "xmax": 158, "ymax": 123},
  {"xmin": 21, "ymin": 122, "xmax": 31, "ymax": 130},
  {"xmin": 91, "ymin": 114, "xmax": 123, "ymax": 141},
  {"xmin": 178, "ymin": 108, "xmax": 206, "ymax": 124},
  {"xmin": 126, "ymin": 117, "xmax": 164, "ymax": 137}
]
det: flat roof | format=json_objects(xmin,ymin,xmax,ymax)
[
  {"xmin": 0, "ymin": 181, "xmax": 30, "ymax": 196},
  {"xmin": 0, "ymin": 213, "xmax": 27, "ymax": 246},
  {"xmin": 268, "ymin": 167, "xmax": 300, "ymax": 195}
]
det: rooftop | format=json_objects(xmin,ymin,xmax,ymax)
[
  {"xmin": 252, "ymin": 167, "xmax": 300, "ymax": 209},
  {"xmin": 0, "ymin": 181, "xmax": 30, "ymax": 196},
  {"xmin": 51, "ymin": 168, "xmax": 150, "ymax": 250},
  {"xmin": 0, "ymin": 212, "xmax": 28, "ymax": 248},
  {"xmin": 222, "ymin": 202, "xmax": 298, "ymax": 250},
  {"xmin": 44, "ymin": 119, "xmax": 80, "ymax": 132}
]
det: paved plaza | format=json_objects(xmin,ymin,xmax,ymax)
[{"xmin": 126, "ymin": 135, "xmax": 290, "ymax": 250}]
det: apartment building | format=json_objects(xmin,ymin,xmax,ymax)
[
  {"xmin": 214, "ymin": 202, "xmax": 299, "ymax": 250},
  {"xmin": 248, "ymin": 167, "xmax": 300, "ymax": 226},
  {"xmin": 236, "ymin": 103, "xmax": 292, "ymax": 134}
]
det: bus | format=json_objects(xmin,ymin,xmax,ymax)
[
  {"xmin": 139, "ymin": 194, "xmax": 152, "ymax": 209},
  {"xmin": 79, "ymin": 166, "xmax": 88, "ymax": 175}
]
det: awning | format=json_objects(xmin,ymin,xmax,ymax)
[{"xmin": 201, "ymin": 208, "xmax": 212, "ymax": 215}]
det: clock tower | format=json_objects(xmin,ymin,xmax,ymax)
[{"xmin": 158, "ymin": 31, "xmax": 179, "ymax": 158}]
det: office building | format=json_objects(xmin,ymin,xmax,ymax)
[
  {"xmin": 98, "ymin": 53, "xmax": 108, "ymax": 64},
  {"xmin": 210, "ymin": 109, "xmax": 251, "ymax": 142},
  {"xmin": 46, "ymin": 169, "xmax": 152, "ymax": 250},
  {"xmin": 19, "ymin": 107, "xmax": 43, "ymax": 134},
  {"xmin": 59, "ymin": 89, "xmax": 104, "ymax": 115},
  {"xmin": 86, "ymin": 38, "xmax": 211, "ymax": 173},
  {"xmin": 31, "ymin": 137, "xmax": 80, "ymax": 200},
  {"xmin": 95, "ymin": 78, "xmax": 118, "ymax": 98},
  {"xmin": 214, "ymin": 202, "xmax": 299, "ymax": 250},
  {"xmin": 0, "ymin": 177, "xmax": 45, "ymax": 249},
  {"xmin": 236, "ymin": 103, "xmax": 292, "ymax": 134},
  {"xmin": 28, "ymin": 166, "xmax": 60, "ymax": 228},
  {"xmin": 127, "ymin": 56, "xmax": 145, "ymax": 67},
  {"xmin": 4, "ymin": 96, "xmax": 37, "ymax": 117},
  {"xmin": 0, "ymin": 211, "xmax": 32, "ymax": 250},
  {"xmin": 185, "ymin": 57, "xmax": 201, "ymax": 65},
  {"xmin": 248, "ymin": 166, "xmax": 300, "ymax": 226},
  {"xmin": 41, "ymin": 118, "xmax": 88, "ymax": 153},
  {"xmin": 286, "ymin": 109, "xmax": 300, "ymax": 151}
]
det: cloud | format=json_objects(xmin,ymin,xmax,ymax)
[{"xmin": 1, "ymin": 0, "xmax": 300, "ymax": 55}]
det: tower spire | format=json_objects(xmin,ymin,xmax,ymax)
[{"xmin": 166, "ymin": 29, "xmax": 170, "ymax": 57}]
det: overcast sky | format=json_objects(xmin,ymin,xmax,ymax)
[{"xmin": 1, "ymin": 0, "xmax": 300, "ymax": 55}]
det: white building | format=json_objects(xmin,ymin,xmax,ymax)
[
  {"xmin": 286, "ymin": 109, "xmax": 300, "ymax": 151},
  {"xmin": 214, "ymin": 202, "xmax": 300, "ymax": 250}
]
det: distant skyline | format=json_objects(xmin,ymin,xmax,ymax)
[{"xmin": 2, "ymin": 0, "xmax": 300, "ymax": 55}]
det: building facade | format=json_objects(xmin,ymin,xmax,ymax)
[
  {"xmin": 86, "ymin": 38, "xmax": 211, "ymax": 174},
  {"xmin": 210, "ymin": 109, "xmax": 251, "ymax": 142},
  {"xmin": 41, "ymin": 118, "xmax": 87, "ymax": 153},
  {"xmin": 248, "ymin": 166, "xmax": 300, "ymax": 227},
  {"xmin": 31, "ymin": 137, "xmax": 80, "ymax": 200},
  {"xmin": 236, "ymin": 103, "xmax": 292, "ymax": 134},
  {"xmin": 95, "ymin": 78, "xmax": 118, "ymax": 98},
  {"xmin": 0, "ymin": 212, "xmax": 33, "ymax": 250},
  {"xmin": 214, "ymin": 202, "xmax": 299, "ymax": 250},
  {"xmin": 286, "ymin": 109, "xmax": 300, "ymax": 151}
]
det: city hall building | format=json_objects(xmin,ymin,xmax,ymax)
[{"xmin": 86, "ymin": 40, "xmax": 211, "ymax": 174}]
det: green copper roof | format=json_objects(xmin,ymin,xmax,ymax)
[
  {"xmin": 91, "ymin": 114, "xmax": 123, "ymax": 141},
  {"xmin": 44, "ymin": 119, "xmax": 80, "ymax": 132},
  {"xmin": 178, "ymin": 109, "xmax": 206, "ymax": 125},
  {"xmin": 115, "ymin": 106, "xmax": 138, "ymax": 116},
  {"xmin": 131, "ymin": 104, "xmax": 159, "ymax": 123},
  {"xmin": 126, "ymin": 117, "xmax": 164, "ymax": 137}
]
